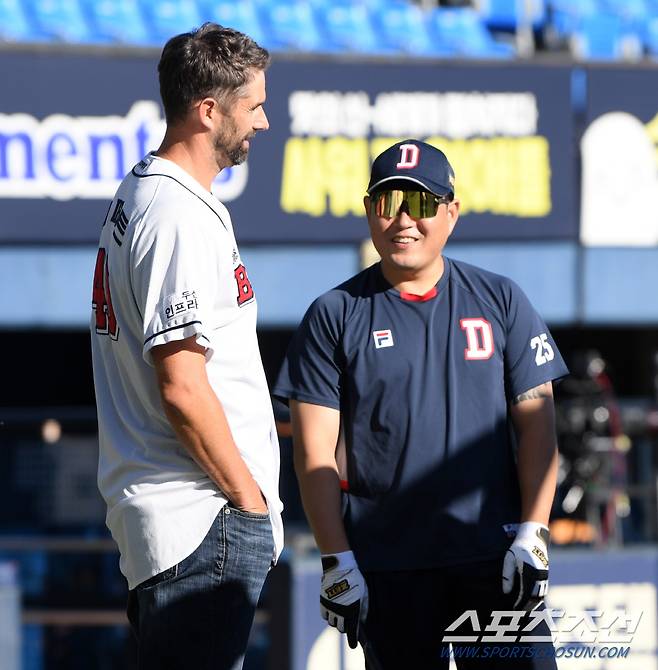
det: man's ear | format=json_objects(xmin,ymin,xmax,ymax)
[
  {"xmin": 363, "ymin": 195, "xmax": 371, "ymax": 217},
  {"xmin": 196, "ymin": 97, "xmax": 218, "ymax": 129},
  {"xmin": 446, "ymin": 199, "xmax": 460, "ymax": 235}
]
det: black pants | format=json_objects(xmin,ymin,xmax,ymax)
[{"xmin": 360, "ymin": 557, "xmax": 557, "ymax": 670}]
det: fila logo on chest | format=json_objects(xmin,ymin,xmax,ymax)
[
  {"xmin": 372, "ymin": 329, "xmax": 394, "ymax": 349},
  {"xmin": 460, "ymin": 318, "xmax": 494, "ymax": 360}
]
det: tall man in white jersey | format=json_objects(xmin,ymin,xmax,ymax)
[{"xmin": 90, "ymin": 23, "xmax": 283, "ymax": 670}]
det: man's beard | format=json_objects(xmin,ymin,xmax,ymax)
[{"xmin": 213, "ymin": 117, "xmax": 251, "ymax": 167}]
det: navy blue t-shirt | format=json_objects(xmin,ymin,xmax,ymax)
[{"xmin": 274, "ymin": 258, "xmax": 568, "ymax": 571}]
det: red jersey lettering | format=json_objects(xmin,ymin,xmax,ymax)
[{"xmin": 234, "ymin": 264, "xmax": 255, "ymax": 306}]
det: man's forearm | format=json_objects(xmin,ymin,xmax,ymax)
[
  {"xmin": 512, "ymin": 382, "xmax": 559, "ymax": 525},
  {"xmin": 517, "ymin": 436, "xmax": 558, "ymax": 525},
  {"xmin": 290, "ymin": 400, "xmax": 351, "ymax": 554},
  {"xmin": 295, "ymin": 457, "xmax": 351, "ymax": 554},
  {"xmin": 161, "ymin": 380, "xmax": 265, "ymax": 512}
]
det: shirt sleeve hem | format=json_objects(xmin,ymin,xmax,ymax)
[
  {"xmin": 271, "ymin": 389, "xmax": 340, "ymax": 411},
  {"xmin": 142, "ymin": 321, "xmax": 213, "ymax": 367},
  {"xmin": 508, "ymin": 367, "xmax": 569, "ymax": 400}
]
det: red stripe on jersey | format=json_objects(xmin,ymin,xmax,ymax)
[
  {"xmin": 399, "ymin": 287, "xmax": 438, "ymax": 302},
  {"xmin": 340, "ymin": 479, "xmax": 349, "ymax": 492}
]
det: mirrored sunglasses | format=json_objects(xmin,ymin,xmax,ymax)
[{"xmin": 371, "ymin": 190, "xmax": 451, "ymax": 219}]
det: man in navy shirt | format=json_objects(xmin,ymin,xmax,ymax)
[{"xmin": 274, "ymin": 140, "xmax": 568, "ymax": 668}]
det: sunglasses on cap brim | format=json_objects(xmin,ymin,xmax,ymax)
[{"xmin": 370, "ymin": 189, "xmax": 453, "ymax": 219}]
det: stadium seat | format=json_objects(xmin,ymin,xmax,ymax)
[
  {"xmin": 80, "ymin": 0, "xmax": 152, "ymax": 46},
  {"xmin": 0, "ymin": 0, "xmax": 38, "ymax": 41},
  {"xmin": 196, "ymin": 0, "xmax": 266, "ymax": 45},
  {"xmin": 371, "ymin": 1, "xmax": 455, "ymax": 57},
  {"xmin": 643, "ymin": 15, "xmax": 658, "ymax": 58},
  {"xmin": 598, "ymin": 0, "xmax": 650, "ymax": 42},
  {"xmin": 477, "ymin": 0, "xmax": 547, "ymax": 31},
  {"xmin": 570, "ymin": 13, "xmax": 643, "ymax": 60},
  {"xmin": 317, "ymin": 1, "xmax": 396, "ymax": 54},
  {"xmin": 138, "ymin": 0, "xmax": 202, "ymax": 46},
  {"xmin": 546, "ymin": 0, "xmax": 598, "ymax": 40},
  {"xmin": 257, "ymin": 0, "xmax": 334, "ymax": 53},
  {"xmin": 599, "ymin": 0, "xmax": 650, "ymax": 24},
  {"xmin": 23, "ymin": 0, "xmax": 99, "ymax": 43},
  {"xmin": 429, "ymin": 7, "xmax": 516, "ymax": 58},
  {"xmin": 359, "ymin": 0, "xmax": 410, "ymax": 8}
]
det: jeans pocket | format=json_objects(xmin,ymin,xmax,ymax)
[
  {"xmin": 226, "ymin": 504, "xmax": 270, "ymax": 521},
  {"xmin": 136, "ymin": 563, "xmax": 178, "ymax": 590}
]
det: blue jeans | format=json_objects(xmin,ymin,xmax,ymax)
[{"xmin": 126, "ymin": 504, "xmax": 274, "ymax": 670}]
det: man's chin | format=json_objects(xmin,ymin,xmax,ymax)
[
  {"xmin": 387, "ymin": 254, "xmax": 418, "ymax": 270},
  {"xmin": 229, "ymin": 143, "xmax": 250, "ymax": 166}
]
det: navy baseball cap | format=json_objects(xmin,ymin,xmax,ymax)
[{"xmin": 367, "ymin": 139, "xmax": 455, "ymax": 198}]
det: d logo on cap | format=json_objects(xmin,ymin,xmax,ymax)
[
  {"xmin": 367, "ymin": 139, "xmax": 455, "ymax": 199},
  {"xmin": 396, "ymin": 144, "xmax": 420, "ymax": 170}
]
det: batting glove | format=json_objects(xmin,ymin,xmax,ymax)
[
  {"xmin": 320, "ymin": 550, "xmax": 368, "ymax": 649},
  {"xmin": 502, "ymin": 522, "xmax": 550, "ymax": 611}
]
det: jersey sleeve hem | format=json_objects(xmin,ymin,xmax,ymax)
[
  {"xmin": 508, "ymin": 367, "xmax": 569, "ymax": 400},
  {"xmin": 271, "ymin": 388, "xmax": 340, "ymax": 411},
  {"xmin": 142, "ymin": 320, "xmax": 213, "ymax": 366}
]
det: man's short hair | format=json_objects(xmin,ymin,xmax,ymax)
[{"xmin": 158, "ymin": 22, "xmax": 271, "ymax": 125}]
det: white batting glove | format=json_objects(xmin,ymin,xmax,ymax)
[
  {"xmin": 502, "ymin": 522, "xmax": 550, "ymax": 611},
  {"xmin": 320, "ymin": 550, "xmax": 369, "ymax": 649}
]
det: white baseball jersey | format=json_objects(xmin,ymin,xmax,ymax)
[{"xmin": 90, "ymin": 153, "xmax": 283, "ymax": 590}]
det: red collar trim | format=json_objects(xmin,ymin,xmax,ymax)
[{"xmin": 399, "ymin": 287, "xmax": 438, "ymax": 302}]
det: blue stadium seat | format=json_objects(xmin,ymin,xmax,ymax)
[
  {"xmin": 138, "ymin": 0, "xmax": 202, "ymax": 46},
  {"xmin": 599, "ymin": 0, "xmax": 650, "ymax": 24},
  {"xmin": 317, "ymin": 1, "xmax": 396, "ymax": 54},
  {"xmin": 80, "ymin": 0, "xmax": 152, "ymax": 46},
  {"xmin": 0, "ymin": 0, "xmax": 38, "ymax": 41},
  {"xmin": 196, "ymin": 0, "xmax": 266, "ymax": 45},
  {"xmin": 478, "ymin": 0, "xmax": 547, "ymax": 31},
  {"xmin": 371, "ymin": 1, "xmax": 455, "ymax": 57},
  {"xmin": 571, "ymin": 13, "xmax": 642, "ymax": 60},
  {"xmin": 359, "ymin": 0, "xmax": 409, "ymax": 8},
  {"xmin": 258, "ymin": 0, "xmax": 334, "ymax": 53},
  {"xmin": 23, "ymin": 0, "xmax": 99, "ymax": 43},
  {"xmin": 598, "ymin": 0, "xmax": 650, "ymax": 40},
  {"xmin": 429, "ymin": 7, "xmax": 516, "ymax": 58},
  {"xmin": 644, "ymin": 15, "xmax": 658, "ymax": 57},
  {"xmin": 547, "ymin": 0, "xmax": 598, "ymax": 39}
]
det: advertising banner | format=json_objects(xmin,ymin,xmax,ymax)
[
  {"xmin": 0, "ymin": 52, "xmax": 575, "ymax": 243},
  {"xmin": 581, "ymin": 66, "xmax": 658, "ymax": 246},
  {"xmin": 266, "ymin": 59, "xmax": 575, "ymax": 243}
]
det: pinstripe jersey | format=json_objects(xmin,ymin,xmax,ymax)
[{"xmin": 91, "ymin": 153, "xmax": 283, "ymax": 589}]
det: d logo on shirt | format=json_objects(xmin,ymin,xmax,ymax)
[{"xmin": 460, "ymin": 318, "xmax": 494, "ymax": 360}]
